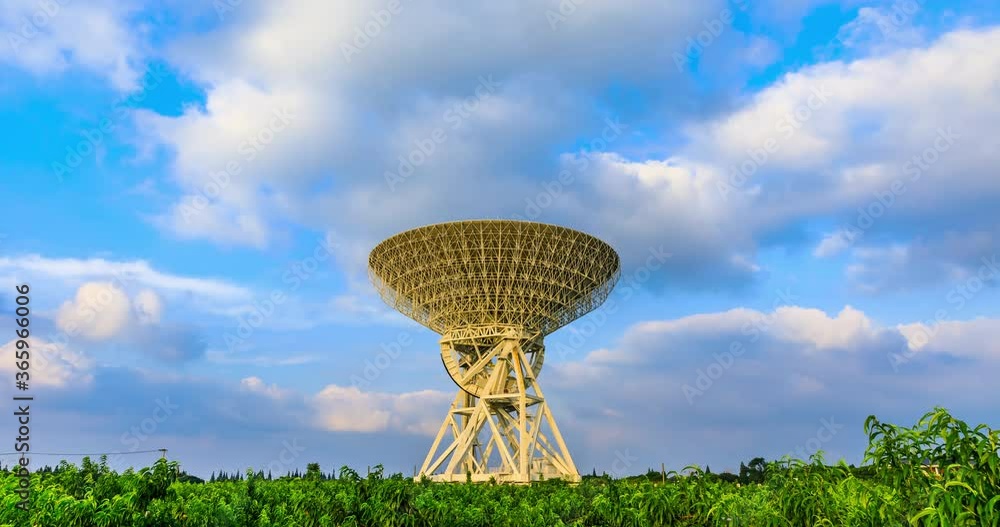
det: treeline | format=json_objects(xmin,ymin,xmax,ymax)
[
  {"xmin": 208, "ymin": 463, "xmax": 338, "ymax": 483},
  {"xmin": 1, "ymin": 460, "xmax": 346, "ymax": 485},
  {"xmin": 596, "ymin": 456, "xmax": 879, "ymax": 485}
]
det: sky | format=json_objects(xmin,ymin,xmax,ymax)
[{"xmin": 0, "ymin": 0, "xmax": 998, "ymax": 478}]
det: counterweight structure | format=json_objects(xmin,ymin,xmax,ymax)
[{"xmin": 369, "ymin": 220, "xmax": 620, "ymax": 483}]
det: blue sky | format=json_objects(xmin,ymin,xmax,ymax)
[{"xmin": 1, "ymin": 0, "xmax": 998, "ymax": 478}]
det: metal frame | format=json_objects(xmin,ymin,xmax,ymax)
[{"xmin": 368, "ymin": 220, "xmax": 620, "ymax": 483}]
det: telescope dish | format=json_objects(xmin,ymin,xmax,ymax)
[
  {"xmin": 368, "ymin": 219, "xmax": 621, "ymax": 336},
  {"xmin": 368, "ymin": 219, "xmax": 620, "ymax": 483}
]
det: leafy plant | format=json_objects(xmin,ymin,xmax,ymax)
[{"xmin": 1, "ymin": 407, "xmax": 995, "ymax": 526}]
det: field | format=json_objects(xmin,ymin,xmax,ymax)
[{"xmin": 1, "ymin": 407, "xmax": 997, "ymax": 527}]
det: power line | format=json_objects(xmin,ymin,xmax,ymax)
[{"xmin": 0, "ymin": 449, "xmax": 164, "ymax": 456}]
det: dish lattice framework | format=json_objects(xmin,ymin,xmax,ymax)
[{"xmin": 368, "ymin": 220, "xmax": 621, "ymax": 336}]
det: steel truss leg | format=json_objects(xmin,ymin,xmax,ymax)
[{"xmin": 417, "ymin": 337, "xmax": 579, "ymax": 483}]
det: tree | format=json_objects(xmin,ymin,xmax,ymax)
[
  {"xmin": 739, "ymin": 458, "xmax": 766, "ymax": 484},
  {"xmin": 718, "ymin": 472, "xmax": 739, "ymax": 483},
  {"xmin": 748, "ymin": 457, "xmax": 766, "ymax": 482}
]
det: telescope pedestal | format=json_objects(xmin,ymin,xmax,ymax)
[{"xmin": 417, "ymin": 328, "xmax": 579, "ymax": 483}]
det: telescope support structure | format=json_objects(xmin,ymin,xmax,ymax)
[{"xmin": 417, "ymin": 326, "xmax": 579, "ymax": 483}]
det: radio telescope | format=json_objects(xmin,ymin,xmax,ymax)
[{"xmin": 369, "ymin": 220, "xmax": 620, "ymax": 483}]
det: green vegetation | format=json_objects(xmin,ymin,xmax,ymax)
[{"xmin": 2, "ymin": 407, "xmax": 997, "ymax": 526}]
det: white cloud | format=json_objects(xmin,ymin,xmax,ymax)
[
  {"xmin": 546, "ymin": 153, "xmax": 760, "ymax": 282},
  {"xmin": 630, "ymin": 308, "xmax": 763, "ymax": 338},
  {"xmin": 789, "ymin": 373, "xmax": 825, "ymax": 394},
  {"xmin": 549, "ymin": 304, "xmax": 898, "ymax": 402},
  {"xmin": 689, "ymin": 27, "xmax": 1000, "ymax": 208},
  {"xmin": 846, "ymin": 234, "xmax": 998, "ymax": 293},
  {"xmin": 330, "ymin": 294, "xmax": 382, "ymax": 316},
  {"xmin": 542, "ymin": 304, "xmax": 998, "ymax": 472},
  {"xmin": 0, "ymin": 254, "xmax": 252, "ymax": 302},
  {"xmin": 134, "ymin": 0, "xmax": 758, "ymax": 277},
  {"xmin": 742, "ymin": 35, "xmax": 781, "ymax": 68},
  {"xmin": 836, "ymin": 6, "xmax": 926, "ymax": 51},
  {"xmin": 138, "ymin": 79, "xmax": 316, "ymax": 247},
  {"xmin": 155, "ymin": 196, "xmax": 272, "ymax": 249},
  {"xmin": 898, "ymin": 318, "xmax": 1000, "ymax": 360},
  {"xmin": 240, "ymin": 375, "xmax": 292, "ymax": 399},
  {"xmin": 139, "ymin": 7, "xmax": 1000, "ymax": 292},
  {"xmin": 665, "ymin": 26, "xmax": 1000, "ymax": 280},
  {"xmin": 616, "ymin": 305, "xmax": 879, "ymax": 357},
  {"xmin": 56, "ymin": 281, "xmax": 132, "ymax": 340},
  {"xmin": 0, "ymin": 0, "xmax": 145, "ymax": 91},
  {"xmin": 311, "ymin": 384, "xmax": 450, "ymax": 435},
  {"xmin": 134, "ymin": 288, "xmax": 163, "ymax": 325},
  {"xmin": 813, "ymin": 229, "xmax": 853, "ymax": 258},
  {"xmin": 204, "ymin": 375, "xmax": 452, "ymax": 436},
  {"xmin": 207, "ymin": 350, "xmax": 317, "ymax": 367},
  {"xmin": 0, "ymin": 252, "xmax": 407, "ymax": 333},
  {"xmin": 769, "ymin": 305, "xmax": 878, "ymax": 351},
  {"xmin": 50, "ymin": 281, "xmax": 206, "ymax": 362},
  {"xmin": 327, "ymin": 294, "xmax": 412, "ymax": 326},
  {"xmin": 0, "ymin": 337, "xmax": 92, "ymax": 388},
  {"xmin": 164, "ymin": 0, "xmax": 717, "ymax": 90}
]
